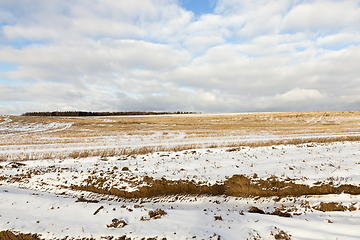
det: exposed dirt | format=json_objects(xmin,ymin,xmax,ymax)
[
  {"xmin": 246, "ymin": 200, "xmax": 359, "ymax": 218},
  {"xmin": 69, "ymin": 174, "xmax": 360, "ymax": 200},
  {"xmin": 148, "ymin": 208, "xmax": 167, "ymax": 219},
  {"xmin": 271, "ymin": 228, "xmax": 292, "ymax": 240},
  {"xmin": 248, "ymin": 206, "xmax": 292, "ymax": 218},
  {"xmin": 270, "ymin": 210, "xmax": 292, "ymax": 218},
  {"xmin": 246, "ymin": 230, "xmax": 262, "ymax": 240},
  {"xmin": 106, "ymin": 218, "xmax": 127, "ymax": 228},
  {"xmin": 5, "ymin": 162, "xmax": 27, "ymax": 168},
  {"xmin": 75, "ymin": 196, "xmax": 99, "ymax": 203},
  {"xmin": 314, "ymin": 202, "xmax": 348, "ymax": 212},
  {"xmin": 248, "ymin": 206, "xmax": 265, "ymax": 214},
  {"xmin": 0, "ymin": 230, "xmax": 41, "ymax": 240}
]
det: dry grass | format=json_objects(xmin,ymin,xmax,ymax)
[
  {"xmin": 4, "ymin": 110, "xmax": 360, "ymax": 134},
  {"xmin": 3, "ymin": 111, "xmax": 360, "ymax": 138},
  {"xmin": 1, "ymin": 111, "xmax": 360, "ymax": 161},
  {"xmin": 2, "ymin": 135, "xmax": 360, "ymax": 162}
]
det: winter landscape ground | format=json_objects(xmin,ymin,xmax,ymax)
[{"xmin": 1, "ymin": 111, "xmax": 360, "ymax": 240}]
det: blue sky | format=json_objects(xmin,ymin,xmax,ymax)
[
  {"xmin": 181, "ymin": 0, "xmax": 216, "ymax": 16},
  {"xmin": 1, "ymin": 0, "xmax": 360, "ymax": 115}
]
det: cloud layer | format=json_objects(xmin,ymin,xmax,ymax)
[{"xmin": 1, "ymin": 0, "xmax": 360, "ymax": 114}]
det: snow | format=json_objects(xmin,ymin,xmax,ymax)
[
  {"xmin": 1, "ymin": 116, "xmax": 360, "ymax": 239},
  {"xmin": 2, "ymin": 142, "xmax": 360, "ymax": 192},
  {"xmin": 1, "ymin": 142, "xmax": 360, "ymax": 239},
  {"xmin": 0, "ymin": 120, "xmax": 73, "ymax": 135},
  {"xmin": 1, "ymin": 185, "xmax": 360, "ymax": 240}
]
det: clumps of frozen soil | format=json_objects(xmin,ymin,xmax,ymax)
[
  {"xmin": 246, "ymin": 229, "xmax": 262, "ymax": 240},
  {"xmin": 248, "ymin": 206, "xmax": 266, "ymax": 214},
  {"xmin": 148, "ymin": 208, "xmax": 167, "ymax": 219},
  {"xmin": 5, "ymin": 162, "xmax": 27, "ymax": 168},
  {"xmin": 270, "ymin": 227, "xmax": 292, "ymax": 240},
  {"xmin": 247, "ymin": 200, "xmax": 359, "ymax": 218},
  {"xmin": 106, "ymin": 218, "xmax": 128, "ymax": 228},
  {"xmin": 248, "ymin": 206, "xmax": 292, "ymax": 217},
  {"xmin": 75, "ymin": 196, "xmax": 99, "ymax": 203},
  {"xmin": 141, "ymin": 208, "xmax": 167, "ymax": 221},
  {"xmin": 313, "ymin": 201, "xmax": 357, "ymax": 212}
]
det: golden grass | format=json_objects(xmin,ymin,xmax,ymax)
[
  {"xmin": 3, "ymin": 111, "xmax": 360, "ymax": 138},
  {"xmin": 2, "ymin": 135, "xmax": 360, "ymax": 162},
  {"xmin": 1, "ymin": 111, "xmax": 360, "ymax": 161}
]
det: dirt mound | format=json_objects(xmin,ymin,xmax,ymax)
[
  {"xmin": 313, "ymin": 202, "xmax": 348, "ymax": 212},
  {"xmin": 0, "ymin": 230, "xmax": 41, "ymax": 240},
  {"xmin": 226, "ymin": 175, "xmax": 360, "ymax": 197},
  {"xmin": 69, "ymin": 174, "xmax": 360, "ymax": 199}
]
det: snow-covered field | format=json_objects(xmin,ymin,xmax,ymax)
[{"xmin": 1, "ymin": 112, "xmax": 360, "ymax": 240}]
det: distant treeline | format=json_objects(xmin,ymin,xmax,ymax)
[{"xmin": 21, "ymin": 111, "xmax": 197, "ymax": 117}]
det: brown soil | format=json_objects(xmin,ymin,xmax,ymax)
[
  {"xmin": 148, "ymin": 209, "xmax": 167, "ymax": 219},
  {"xmin": 75, "ymin": 196, "xmax": 99, "ymax": 203},
  {"xmin": 248, "ymin": 206, "xmax": 292, "ymax": 217},
  {"xmin": 271, "ymin": 229, "xmax": 292, "ymax": 240},
  {"xmin": 270, "ymin": 210, "xmax": 292, "ymax": 218},
  {"xmin": 248, "ymin": 206, "xmax": 265, "ymax": 214},
  {"xmin": 0, "ymin": 230, "xmax": 41, "ymax": 240},
  {"xmin": 69, "ymin": 174, "xmax": 360, "ymax": 199},
  {"xmin": 106, "ymin": 218, "xmax": 127, "ymax": 228},
  {"xmin": 314, "ymin": 202, "xmax": 348, "ymax": 212}
]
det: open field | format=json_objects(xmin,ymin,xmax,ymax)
[{"xmin": 1, "ymin": 111, "xmax": 360, "ymax": 239}]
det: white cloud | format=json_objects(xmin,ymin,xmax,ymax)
[
  {"xmin": 275, "ymin": 88, "xmax": 324, "ymax": 102},
  {"xmin": 183, "ymin": 35, "xmax": 225, "ymax": 53},
  {"xmin": 0, "ymin": 39, "xmax": 191, "ymax": 83},
  {"xmin": 1, "ymin": 0, "xmax": 360, "ymax": 114},
  {"xmin": 0, "ymin": 82, "xmax": 85, "ymax": 102},
  {"xmin": 281, "ymin": 0, "xmax": 360, "ymax": 33},
  {"xmin": 3, "ymin": 25, "xmax": 59, "ymax": 41},
  {"xmin": 317, "ymin": 32, "xmax": 360, "ymax": 48},
  {"xmin": 214, "ymin": 0, "xmax": 292, "ymax": 38}
]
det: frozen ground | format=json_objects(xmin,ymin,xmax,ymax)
[
  {"xmin": 1, "ymin": 113, "xmax": 360, "ymax": 239},
  {"xmin": 1, "ymin": 185, "xmax": 360, "ymax": 240},
  {"xmin": 0, "ymin": 117, "xmax": 72, "ymax": 135},
  {"xmin": 1, "ymin": 142, "xmax": 360, "ymax": 239},
  {"xmin": 1, "ymin": 142, "xmax": 360, "ymax": 193}
]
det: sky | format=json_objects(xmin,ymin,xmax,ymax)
[{"xmin": 1, "ymin": 0, "xmax": 360, "ymax": 115}]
